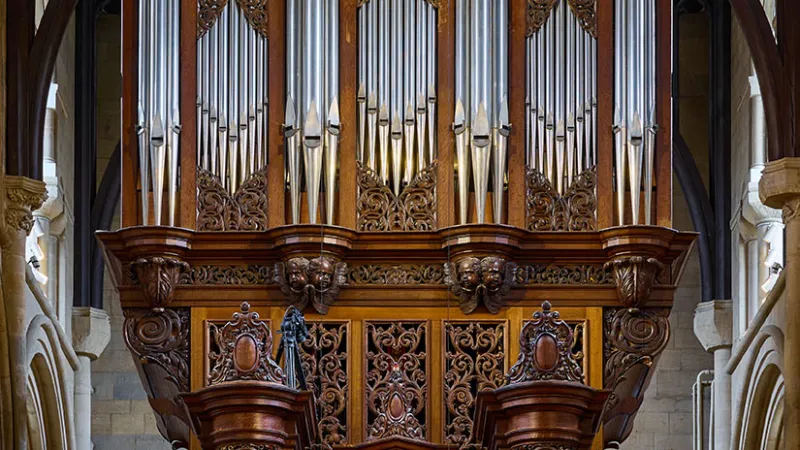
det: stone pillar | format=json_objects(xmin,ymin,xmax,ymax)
[
  {"xmin": 72, "ymin": 307, "xmax": 111, "ymax": 450},
  {"xmin": 760, "ymin": 158, "xmax": 800, "ymax": 448},
  {"xmin": 694, "ymin": 299, "xmax": 733, "ymax": 450}
]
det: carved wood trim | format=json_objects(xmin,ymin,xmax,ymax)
[
  {"xmin": 236, "ymin": 0, "xmax": 269, "ymax": 38},
  {"xmin": 605, "ymin": 256, "xmax": 665, "ymax": 308},
  {"xmin": 567, "ymin": 0, "xmax": 597, "ymax": 38},
  {"xmin": 275, "ymin": 257, "xmax": 348, "ymax": 314},
  {"xmin": 526, "ymin": 166, "xmax": 597, "ymax": 232},
  {"xmin": 129, "ymin": 257, "xmax": 191, "ymax": 309},
  {"xmin": 365, "ymin": 321, "xmax": 428, "ymax": 441},
  {"xmin": 511, "ymin": 444, "xmax": 576, "ymax": 450},
  {"xmin": 197, "ymin": 0, "xmax": 228, "ymax": 38},
  {"xmin": 196, "ymin": 166, "xmax": 269, "ymax": 231},
  {"xmin": 349, "ymin": 264, "xmax": 445, "ymax": 285},
  {"xmin": 183, "ymin": 264, "xmax": 276, "ymax": 285},
  {"xmin": 444, "ymin": 257, "xmax": 517, "ymax": 314},
  {"xmin": 124, "ymin": 308, "xmax": 191, "ymax": 392},
  {"xmin": 516, "ymin": 263, "xmax": 612, "ymax": 285},
  {"xmin": 357, "ymin": 161, "xmax": 437, "ymax": 232},
  {"xmin": 526, "ymin": 0, "xmax": 558, "ymax": 36}
]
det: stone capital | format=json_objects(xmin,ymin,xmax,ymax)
[
  {"xmin": 72, "ymin": 307, "xmax": 111, "ymax": 360},
  {"xmin": 759, "ymin": 158, "xmax": 800, "ymax": 224},
  {"xmin": 2, "ymin": 176, "xmax": 48, "ymax": 236},
  {"xmin": 694, "ymin": 300, "xmax": 733, "ymax": 352}
]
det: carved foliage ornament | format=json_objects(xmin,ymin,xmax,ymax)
[
  {"xmin": 197, "ymin": 0, "xmax": 228, "ymax": 37},
  {"xmin": 184, "ymin": 264, "xmax": 275, "ymax": 285},
  {"xmin": 603, "ymin": 307, "xmax": 670, "ymax": 388},
  {"xmin": 526, "ymin": 166, "xmax": 597, "ymax": 232},
  {"xmin": 208, "ymin": 302, "xmax": 285, "ymax": 385},
  {"xmin": 444, "ymin": 322, "xmax": 506, "ymax": 448},
  {"xmin": 526, "ymin": 0, "xmax": 558, "ymax": 36},
  {"xmin": 217, "ymin": 445, "xmax": 280, "ymax": 450},
  {"xmin": 124, "ymin": 308, "xmax": 191, "ymax": 392},
  {"xmin": 4, "ymin": 176, "xmax": 48, "ymax": 234},
  {"xmin": 366, "ymin": 322, "xmax": 427, "ymax": 441},
  {"xmin": 604, "ymin": 256, "xmax": 664, "ymax": 308},
  {"xmin": 445, "ymin": 257, "xmax": 517, "ymax": 314},
  {"xmin": 517, "ymin": 263, "xmax": 612, "ymax": 285},
  {"xmin": 507, "ymin": 301, "xmax": 584, "ymax": 384},
  {"xmin": 236, "ymin": 0, "xmax": 269, "ymax": 38},
  {"xmin": 511, "ymin": 444, "xmax": 576, "ymax": 450},
  {"xmin": 130, "ymin": 257, "xmax": 191, "ymax": 309},
  {"xmin": 349, "ymin": 264, "xmax": 445, "ymax": 285},
  {"xmin": 357, "ymin": 161, "xmax": 437, "ymax": 232},
  {"xmin": 197, "ymin": 166, "xmax": 269, "ymax": 231},
  {"xmin": 275, "ymin": 257, "xmax": 348, "ymax": 315},
  {"xmin": 568, "ymin": 0, "xmax": 597, "ymax": 38}
]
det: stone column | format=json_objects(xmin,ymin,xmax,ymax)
[
  {"xmin": 72, "ymin": 307, "xmax": 111, "ymax": 450},
  {"xmin": 694, "ymin": 299, "xmax": 733, "ymax": 450},
  {"xmin": 760, "ymin": 158, "xmax": 800, "ymax": 448}
]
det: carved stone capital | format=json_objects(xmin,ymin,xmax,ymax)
[
  {"xmin": 130, "ymin": 256, "xmax": 191, "ymax": 309},
  {"xmin": 123, "ymin": 308, "xmax": 190, "ymax": 392},
  {"xmin": 693, "ymin": 300, "xmax": 733, "ymax": 352},
  {"xmin": 444, "ymin": 256, "xmax": 517, "ymax": 314},
  {"xmin": 72, "ymin": 307, "xmax": 111, "ymax": 360},
  {"xmin": 759, "ymin": 158, "xmax": 800, "ymax": 221},
  {"xmin": 604, "ymin": 256, "xmax": 664, "ymax": 308},
  {"xmin": 275, "ymin": 256, "xmax": 347, "ymax": 314},
  {"xmin": 3, "ymin": 176, "xmax": 48, "ymax": 235}
]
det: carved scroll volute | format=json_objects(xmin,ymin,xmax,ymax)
[
  {"xmin": 130, "ymin": 257, "xmax": 191, "ymax": 309},
  {"xmin": 275, "ymin": 256, "xmax": 348, "ymax": 314},
  {"xmin": 444, "ymin": 256, "xmax": 517, "ymax": 314},
  {"xmin": 507, "ymin": 301, "xmax": 583, "ymax": 384},
  {"xmin": 604, "ymin": 256, "xmax": 664, "ymax": 308}
]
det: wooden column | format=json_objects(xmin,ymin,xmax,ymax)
[
  {"xmin": 595, "ymin": 0, "xmax": 613, "ymax": 229},
  {"xmin": 121, "ymin": 0, "xmax": 138, "ymax": 226},
  {"xmin": 268, "ymin": 0, "xmax": 287, "ymax": 227},
  {"xmin": 655, "ymin": 0, "xmax": 672, "ymax": 227},
  {"xmin": 507, "ymin": 0, "xmax": 526, "ymax": 228},
  {"xmin": 436, "ymin": 0, "xmax": 455, "ymax": 228},
  {"xmin": 180, "ymin": 0, "xmax": 197, "ymax": 229},
  {"xmin": 339, "ymin": 0, "xmax": 358, "ymax": 229}
]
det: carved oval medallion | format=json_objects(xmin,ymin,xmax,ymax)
[
  {"xmin": 233, "ymin": 334, "xmax": 259, "ymax": 373},
  {"xmin": 533, "ymin": 333, "xmax": 559, "ymax": 372},
  {"xmin": 389, "ymin": 393, "xmax": 405, "ymax": 420}
]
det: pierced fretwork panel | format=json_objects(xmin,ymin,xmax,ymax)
[
  {"xmin": 299, "ymin": 321, "xmax": 350, "ymax": 448},
  {"xmin": 443, "ymin": 321, "xmax": 507, "ymax": 448},
  {"xmin": 365, "ymin": 321, "xmax": 429, "ymax": 441}
]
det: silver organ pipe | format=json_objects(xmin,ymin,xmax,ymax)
[
  {"xmin": 612, "ymin": 0, "xmax": 657, "ymax": 225},
  {"xmin": 456, "ymin": 0, "xmax": 509, "ymax": 224},
  {"xmin": 357, "ymin": 0, "xmax": 438, "ymax": 200},
  {"xmin": 136, "ymin": 0, "xmax": 181, "ymax": 226},
  {"xmin": 524, "ymin": 1, "xmax": 598, "ymax": 204},
  {"xmin": 287, "ymin": 0, "xmax": 339, "ymax": 224}
]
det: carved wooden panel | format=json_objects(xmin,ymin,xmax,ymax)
[
  {"xmin": 568, "ymin": 0, "xmax": 597, "ymax": 38},
  {"xmin": 197, "ymin": 166, "xmax": 269, "ymax": 231},
  {"xmin": 299, "ymin": 321, "xmax": 350, "ymax": 448},
  {"xmin": 443, "ymin": 321, "xmax": 507, "ymax": 448},
  {"xmin": 348, "ymin": 264, "xmax": 445, "ymax": 285},
  {"xmin": 365, "ymin": 321, "xmax": 429, "ymax": 441},
  {"xmin": 182, "ymin": 264, "xmax": 275, "ymax": 285},
  {"xmin": 526, "ymin": 0, "xmax": 558, "ymax": 36},
  {"xmin": 515, "ymin": 319, "xmax": 586, "ymax": 376},
  {"xmin": 526, "ymin": 166, "xmax": 597, "ymax": 232},
  {"xmin": 357, "ymin": 162, "xmax": 437, "ymax": 232},
  {"xmin": 236, "ymin": 0, "xmax": 269, "ymax": 38},
  {"xmin": 516, "ymin": 263, "xmax": 612, "ymax": 285},
  {"xmin": 197, "ymin": 0, "xmax": 229, "ymax": 38}
]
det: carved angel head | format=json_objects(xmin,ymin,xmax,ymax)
[
  {"xmin": 457, "ymin": 257, "xmax": 482, "ymax": 292},
  {"xmin": 309, "ymin": 257, "xmax": 335, "ymax": 291},
  {"xmin": 481, "ymin": 257, "xmax": 507, "ymax": 292},
  {"xmin": 286, "ymin": 258, "xmax": 310, "ymax": 292}
]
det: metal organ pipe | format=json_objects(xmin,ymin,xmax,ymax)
[{"xmin": 136, "ymin": 0, "xmax": 150, "ymax": 225}]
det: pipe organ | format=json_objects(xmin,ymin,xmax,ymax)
[{"xmin": 106, "ymin": 0, "xmax": 693, "ymax": 449}]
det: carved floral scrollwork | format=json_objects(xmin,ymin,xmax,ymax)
[
  {"xmin": 184, "ymin": 265, "xmax": 275, "ymax": 285},
  {"xmin": 196, "ymin": 166, "xmax": 269, "ymax": 231},
  {"xmin": 217, "ymin": 444, "xmax": 280, "ymax": 450},
  {"xmin": 348, "ymin": 264, "xmax": 445, "ymax": 285},
  {"xmin": 605, "ymin": 256, "xmax": 665, "ymax": 308},
  {"xmin": 236, "ymin": 0, "xmax": 269, "ymax": 38},
  {"xmin": 366, "ymin": 322, "xmax": 428, "ymax": 441},
  {"xmin": 526, "ymin": 166, "xmax": 597, "ymax": 231},
  {"xmin": 130, "ymin": 257, "xmax": 190, "ymax": 309},
  {"xmin": 507, "ymin": 301, "xmax": 584, "ymax": 384},
  {"xmin": 4, "ymin": 176, "xmax": 48, "ymax": 234},
  {"xmin": 511, "ymin": 444, "xmax": 576, "ymax": 450},
  {"xmin": 124, "ymin": 308, "xmax": 191, "ymax": 392},
  {"xmin": 275, "ymin": 257, "xmax": 348, "ymax": 315},
  {"xmin": 568, "ymin": 0, "xmax": 597, "ymax": 38},
  {"xmin": 357, "ymin": 161, "xmax": 437, "ymax": 232},
  {"xmin": 444, "ymin": 257, "xmax": 517, "ymax": 314},
  {"xmin": 299, "ymin": 322, "xmax": 349, "ymax": 448},
  {"xmin": 197, "ymin": 0, "xmax": 228, "ymax": 38},
  {"xmin": 444, "ymin": 322, "xmax": 506, "ymax": 448},
  {"xmin": 603, "ymin": 307, "xmax": 670, "ymax": 388},
  {"xmin": 516, "ymin": 264, "xmax": 612, "ymax": 285},
  {"xmin": 527, "ymin": 0, "xmax": 558, "ymax": 36},
  {"xmin": 208, "ymin": 302, "xmax": 285, "ymax": 385}
]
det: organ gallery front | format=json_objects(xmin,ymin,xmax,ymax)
[{"xmin": 97, "ymin": 0, "xmax": 696, "ymax": 449}]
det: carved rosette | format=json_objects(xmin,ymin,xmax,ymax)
[
  {"xmin": 444, "ymin": 321, "xmax": 506, "ymax": 448},
  {"xmin": 365, "ymin": 322, "xmax": 427, "ymax": 441},
  {"xmin": 604, "ymin": 256, "xmax": 664, "ymax": 308},
  {"xmin": 527, "ymin": 0, "xmax": 558, "ymax": 36},
  {"xmin": 208, "ymin": 302, "xmax": 285, "ymax": 385},
  {"xmin": 124, "ymin": 308, "xmax": 191, "ymax": 392},
  {"xmin": 568, "ymin": 0, "xmax": 597, "ymax": 38},
  {"xmin": 275, "ymin": 257, "xmax": 348, "ymax": 314},
  {"xmin": 130, "ymin": 257, "xmax": 190, "ymax": 309},
  {"xmin": 357, "ymin": 161, "xmax": 437, "ymax": 232},
  {"xmin": 4, "ymin": 176, "xmax": 48, "ymax": 234},
  {"xmin": 526, "ymin": 166, "xmax": 597, "ymax": 232},
  {"xmin": 444, "ymin": 257, "xmax": 517, "ymax": 314},
  {"xmin": 507, "ymin": 301, "xmax": 584, "ymax": 384},
  {"xmin": 197, "ymin": 0, "xmax": 228, "ymax": 38},
  {"xmin": 196, "ymin": 166, "xmax": 269, "ymax": 231}
]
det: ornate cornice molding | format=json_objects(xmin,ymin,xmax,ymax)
[
  {"xmin": 275, "ymin": 256, "xmax": 348, "ymax": 314},
  {"xmin": 3, "ymin": 176, "xmax": 48, "ymax": 234},
  {"xmin": 604, "ymin": 256, "xmax": 664, "ymax": 308},
  {"xmin": 445, "ymin": 257, "xmax": 517, "ymax": 314},
  {"xmin": 130, "ymin": 257, "xmax": 191, "ymax": 309}
]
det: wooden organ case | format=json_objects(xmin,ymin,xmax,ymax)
[{"xmin": 98, "ymin": 0, "xmax": 695, "ymax": 449}]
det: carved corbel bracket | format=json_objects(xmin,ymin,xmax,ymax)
[
  {"xmin": 602, "ymin": 307, "xmax": 670, "ymax": 444},
  {"xmin": 275, "ymin": 256, "xmax": 348, "ymax": 314},
  {"xmin": 604, "ymin": 256, "xmax": 664, "ymax": 309},
  {"xmin": 444, "ymin": 256, "xmax": 517, "ymax": 314},
  {"xmin": 130, "ymin": 256, "xmax": 191, "ymax": 309}
]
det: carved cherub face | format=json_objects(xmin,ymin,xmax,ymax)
[
  {"xmin": 457, "ymin": 258, "xmax": 481, "ymax": 291},
  {"xmin": 287, "ymin": 259, "xmax": 309, "ymax": 291},
  {"xmin": 309, "ymin": 258, "xmax": 335, "ymax": 291},
  {"xmin": 482, "ymin": 258, "xmax": 506, "ymax": 292}
]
